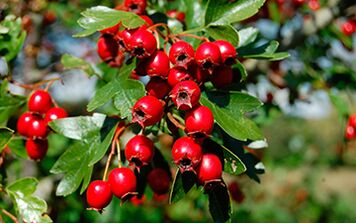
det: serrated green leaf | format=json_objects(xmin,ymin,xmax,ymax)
[
  {"xmin": 238, "ymin": 27, "xmax": 259, "ymax": 48},
  {"xmin": 75, "ymin": 6, "xmax": 145, "ymax": 37},
  {"xmin": 61, "ymin": 54, "xmax": 97, "ymax": 77},
  {"xmin": 6, "ymin": 178, "xmax": 52, "ymax": 223},
  {"xmin": 169, "ymin": 170, "xmax": 197, "ymax": 204},
  {"xmin": 205, "ymin": 0, "xmax": 266, "ymax": 26},
  {"xmin": 0, "ymin": 127, "xmax": 13, "ymax": 152},
  {"xmin": 205, "ymin": 24, "xmax": 239, "ymax": 46},
  {"xmin": 237, "ymin": 40, "xmax": 290, "ymax": 60},
  {"xmin": 207, "ymin": 182, "xmax": 232, "ymax": 223}
]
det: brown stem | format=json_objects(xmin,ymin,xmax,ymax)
[
  {"xmin": 116, "ymin": 140, "xmax": 122, "ymax": 168},
  {"xmin": 153, "ymin": 30, "xmax": 160, "ymax": 50},
  {"xmin": 167, "ymin": 112, "xmax": 185, "ymax": 130},
  {"xmin": 8, "ymin": 77, "xmax": 62, "ymax": 91},
  {"xmin": 148, "ymin": 23, "xmax": 171, "ymax": 36},
  {"xmin": 172, "ymin": 33, "xmax": 209, "ymax": 42},
  {"xmin": 0, "ymin": 208, "xmax": 19, "ymax": 223}
]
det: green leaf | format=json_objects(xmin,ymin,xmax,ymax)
[
  {"xmin": 7, "ymin": 137, "xmax": 27, "ymax": 158},
  {"xmin": 0, "ymin": 127, "xmax": 13, "ymax": 152},
  {"xmin": 6, "ymin": 178, "xmax": 52, "ymax": 223},
  {"xmin": 233, "ymin": 60, "xmax": 248, "ymax": 81},
  {"xmin": 61, "ymin": 54, "xmax": 97, "ymax": 77},
  {"xmin": 74, "ymin": 6, "xmax": 145, "ymax": 37},
  {"xmin": 237, "ymin": 40, "xmax": 290, "ymax": 60},
  {"xmin": 183, "ymin": 0, "xmax": 206, "ymax": 29},
  {"xmin": 205, "ymin": 24, "xmax": 239, "ymax": 46},
  {"xmin": 205, "ymin": 0, "xmax": 266, "ymax": 26},
  {"xmin": 329, "ymin": 92, "xmax": 350, "ymax": 117},
  {"xmin": 200, "ymin": 93, "xmax": 263, "ymax": 141},
  {"xmin": 207, "ymin": 182, "xmax": 232, "ymax": 223},
  {"xmin": 238, "ymin": 27, "xmax": 259, "ymax": 48},
  {"xmin": 169, "ymin": 170, "xmax": 198, "ymax": 204}
]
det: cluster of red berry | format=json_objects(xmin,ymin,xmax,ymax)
[
  {"xmin": 17, "ymin": 90, "xmax": 67, "ymax": 160},
  {"xmin": 345, "ymin": 115, "xmax": 356, "ymax": 140}
]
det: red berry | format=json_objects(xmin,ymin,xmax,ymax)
[
  {"xmin": 28, "ymin": 115, "xmax": 48, "ymax": 139},
  {"xmin": 213, "ymin": 40, "xmax": 237, "ymax": 66},
  {"xmin": 140, "ymin": 15, "xmax": 153, "ymax": 26},
  {"xmin": 167, "ymin": 68, "xmax": 192, "ymax": 87},
  {"xmin": 124, "ymin": 0, "xmax": 147, "ymax": 15},
  {"xmin": 25, "ymin": 138, "xmax": 48, "ymax": 160},
  {"xmin": 210, "ymin": 66, "xmax": 233, "ymax": 88},
  {"xmin": 349, "ymin": 115, "xmax": 356, "ymax": 128},
  {"xmin": 97, "ymin": 35, "xmax": 119, "ymax": 62},
  {"xmin": 308, "ymin": 0, "xmax": 320, "ymax": 11},
  {"xmin": 185, "ymin": 105, "xmax": 214, "ymax": 136},
  {"xmin": 189, "ymin": 63, "xmax": 209, "ymax": 84},
  {"xmin": 145, "ymin": 51, "xmax": 170, "ymax": 77},
  {"xmin": 228, "ymin": 182, "xmax": 245, "ymax": 203},
  {"xmin": 195, "ymin": 42, "xmax": 222, "ymax": 74},
  {"xmin": 128, "ymin": 28, "xmax": 157, "ymax": 59},
  {"xmin": 132, "ymin": 95, "xmax": 164, "ymax": 127},
  {"xmin": 100, "ymin": 22, "xmax": 121, "ymax": 35},
  {"xmin": 341, "ymin": 20, "xmax": 356, "ymax": 36},
  {"xmin": 172, "ymin": 136, "xmax": 202, "ymax": 172},
  {"xmin": 17, "ymin": 112, "xmax": 35, "ymax": 137},
  {"xmin": 115, "ymin": 28, "xmax": 136, "ymax": 49},
  {"xmin": 44, "ymin": 107, "xmax": 68, "ymax": 124},
  {"xmin": 146, "ymin": 77, "xmax": 171, "ymax": 99},
  {"xmin": 167, "ymin": 10, "xmax": 186, "ymax": 23},
  {"xmin": 147, "ymin": 168, "xmax": 171, "ymax": 194},
  {"xmin": 28, "ymin": 90, "xmax": 52, "ymax": 114},
  {"xmin": 108, "ymin": 167, "xmax": 137, "ymax": 199},
  {"xmin": 197, "ymin": 153, "xmax": 223, "ymax": 184},
  {"xmin": 345, "ymin": 125, "xmax": 355, "ymax": 140},
  {"xmin": 169, "ymin": 41, "xmax": 195, "ymax": 69},
  {"xmin": 130, "ymin": 195, "xmax": 146, "ymax": 206},
  {"xmin": 170, "ymin": 80, "xmax": 201, "ymax": 110},
  {"xmin": 125, "ymin": 135, "xmax": 154, "ymax": 167},
  {"xmin": 86, "ymin": 180, "xmax": 113, "ymax": 210}
]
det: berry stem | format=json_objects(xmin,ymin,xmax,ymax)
[
  {"xmin": 0, "ymin": 208, "xmax": 19, "ymax": 223},
  {"xmin": 7, "ymin": 77, "xmax": 61, "ymax": 90},
  {"xmin": 116, "ymin": 140, "xmax": 122, "ymax": 168},
  {"xmin": 153, "ymin": 30, "xmax": 160, "ymax": 49},
  {"xmin": 167, "ymin": 112, "xmax": 185, "ymax": 130},
  {"xmin": 148, "ymin": 23, "xmax": 171, "ymax": 36},
  {"xmin": 172, "ymin": 33, "xmax": 209, "ymax": 42}
]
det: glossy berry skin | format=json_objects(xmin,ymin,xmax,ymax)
[
  {"xmin": 147, "ymin": 168, "xmax": 171, "ymax": 194},
  {"xmin": 167, "ymin": 68, "xmax": 192, "ymax": 87},
  {"xmin": 125, "ymin": 135, "xmax": 154, "ymax": 167},
  {"xmin": 86, "ymin": 180, "xmax": 113, "ymax": 210},
  {"xmin": 100, "ymin": 22, "xmax": 120, "ymax": 35},
  {"xmin": 190, "ymin": 63, "xmax": 209, "ymax": 84},
  {"xmin": 145, "ymin": 51, "xmax": 170, "ymax": 77},
  {"xmin": 146, "ymin": 77, "xmax": 171, "ymax": 99},
  {"xmin": 124, "ymin": 0, "xmax": 147, "ymax": 15},
  {"xmin": 108, "ymin": 167, "xmax": 137, "ymax": 199},
  {"xmin": 28, "ymin": 90, "xmax": 52, "ymax": 114},
  {"xmin": 17, "ymin": 112, "xmax": 35, "ymax": 137},
  {"xmin": 170, "ymin": 80, "xmax": 201, "ymax": 110},
  {"xmin": 28, "ymin": 115, "xmax": 48, "ymax": 138},
  {"xmin": 128, "ymin": 28, "xmax": 157, "ymax": 59},
  {"xmin": 132, "ymin": 95, "xmax": 164, "ymax": 127},
  {"xmin": 140, "ymin": 15, "xmax": 154, "ymax": 26},
  {"xmin": 172, "ymin": 136, "xmax": 202, "ymax": 172},
  {"xmin": 195, "ymin": 42, "xmax": 222, "ymax": 74},
  {"xmin": 115, "ymin": 28, "xmax": 136, "ymax": 49},
  {"xmin": 185, "ymin": 105, "xmax": 214, "ymax": 136},
  {"xmin": 213, "ymin": 40, "xmax": 237, "ymax": 66},
  {"xmin": 44, "ymin": 107, "xmax": 68, "ymax": 124},
  {"xmin": 197, "ymin": 153, "xmax": 223, "ymax": 184},
  {"xmin": 25, "ymin": 138, "xmax": 48, "ymax": 160},
  {"xmin": 97, "ymin": 35, "xmax": 119, "ymax": 62},
  {"xmin": 169, "ymin": 41, "xmax": 195, "ymax": 69},
  {"xmin": 349, "ymin": 115, "xmax": 356, "ymax": 128},
  {"xmin": 345, "ymin": 125, "xmax": 355, "ymax": 140},
  {"xmin": 210, "ymin": 66, "xmax": 233, "ymax": 88}
]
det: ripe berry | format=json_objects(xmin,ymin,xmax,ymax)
[
  {"xmin": 140, "ymin": 15, "xmax": 154, "ymax": 26},
  {"xmin": 170, "ymin": 80, "xmax": 201, "ymax": 110},
  {"xmin": 308, "ymin": 0, "xmax": 320, "ymax": 11},
  {"xmin": 210, "ymin": 66, "xmax": 233, "ymax": 88},
  {"xmin": 44, "ymin": 107, "xmax": 68, "ymax": 124},
  {"xmin": 213, "ymin": 40, "xmax": 237, "ymax": 66},
  {"xmin": 185, "ymin": 105, "xmax": 214, "ymax": 136},
  {"xmin": 28, "ymin": 90, "xmax": 52, "ymax": 114},
  {"xmin": 125, "ymin": 135, "xmax": 154, "ymax": 167},
  {"xmin": 147, "ymin": 168, "xmax": 171, "ymax": 194},
  {"xmin": 108, "ymin": 167, "xmax": 137, "ymax": 199},
  {"xmin": 145, "ymin": 51, "xmax": 170, "ymax": 77},
  {"xmin": 345, "ymin": 125, "xmax": 355, "ymax": 140},
  {"xmin": 341, "ymin": 20, "xmax": 356, "ymax": 36},
  {"xmin": 172, "ymin": 136, "xmax": 202, "ymax": 172},
  {"xmin": 169, "ymin": 41, "xmax": 195, "ymax": 69},
  {"xmin": 86, "ymin": 180, "xmax": 113, "ymax": 210},
  {"xmin": 115, "ymin": 28, "xmax": 136, "ymax": 49},
  {"xmin": 197, "ymin": 153, "xmax": 223, "ymax": 184},
  {"xmin": 128, "ymin": 28, "xmax": 157, "ymax": 59},
  {"xmin": 132, "ymin": 95, "xmax": 164, "ymax": 127},
  {"xmin": 228, "ymin": 182, "xmax": 245, "ymax": 204},
  {"xmin": 130, "ymin": 195, "xmax": 146, "ymax": 206},
  {"xmin": 100, "ymin": 22, "xmax": 121, "ymax": 35},
  {"xmin": 195, "ymin": 42, "xmax": 222, "ymax": 74},
  {"xmin": 189, "ymin": 63, "xmax": 209, "ymax": 84},
  {"xmin": 167, "ymin": 68, "xmax": 192, "ymax": 87},
  {"xmin": 28, "ymin": 115, "xmax": 48, "ymax": 138},
  {"xmin": 97, "ymin": 35, "xmax": 119, "ymax": 62},
  {"xmin": 348, "ymin": 115, "xmax": 356, "ymax": 127},
  {"xmin": 166, "ymin": 10, "xmax": 186, "ymax": 23},
  {"xmin": 146, "ymin": 77, "xmax": 171, "ymax": 99},
  {"xmin": 124, "ymin": 0, "xmax": 147, "ymax": 15},
  {"xmin": 17, "ymin": 112, "xmax": 35, "ymax": 137},
  {"xmin": 25, "ymin": 138, "xmax": 48, "ymax": 160}
]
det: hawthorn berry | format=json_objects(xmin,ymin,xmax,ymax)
[
  {"xmin": 125, "ymin": 135, "xmax": 154, "ymax": 167},
  {"xmin": 167, "ymin": 10, "xmax": 186, "ymax": 23},
  {"xmin": 228, "ymin": 182, "xmax": 245, "ymax": 204},
  {"xmin": 348, "ymin": 114, "xmax": 356, "ymax": 127},
  {"xmin": 108, "ymin": 167, "xmax": 137, "ymax": 199},
  {"xmin": 25, "ymin": 138, "xmax": 48, "ymax": 160},
  {"xmin": 185, "ymin": 105, "xmax": 214, "ymax": 136},
  {"xmin": 213, "ymin": 40, "xmax": 237, "ymax": 66},
  {"xmin": 132, "ymin": 95, "xmax": 164, "ymax": 127},
  {"xmin": 140, "ymin": 15, "xmax": 154, "ymax": 26},
  {"xmin": 172, "ymin": 136, "xmax": 202, "ymax": 172},
  {"xmin": 28, "ymin": 115, "xmax": 48, "ymax": 138},
  {"xmin": 167, "ymin": 68, "xmax": 192, "ymax": 87},
  {"xmin": 130, "ymin": 195, "xmax": 146, "ymax": 206},
  {"xmin": 196, "ymin": 153, "xmax": 223, "ymax": 184},
  {"xmin": 146, "ymin": 77, "xmax": 171, "ymax": 99},
  {"xmin": 17, "ymin": 112, "xmax": 35, "ymax": 137},
  {"xmin": 169, "ymin": 41, "xmax": 195, "ymax": 69},
  {"xmin": 189, "ymin": 63, "xmax": 209, "ymax": 84},
  {"xmin": 341, "ymin": 20, "xmax": 356, "ymax": 36},
  {"xmin": 28, "ymin": 90, "xmax": 52, "ymax": 114},
  {"xmin": 124, "ymin": 0, "xmax": 147, "ymax": 15},
  {"xmin": 100, "ymin": 22, "xmax": 120, "ymax": 35},
  {"xmin": 345, "ymin": 125, "xmax": 355, "ymax": 140},
  {"xmin": 115, "ymin": 28, "xmax": 136, "ymax": 49},
  {"xmin": 195, "ymin": 42, "xmax": 222, "ymax": 74},
  {"xmin": 145, "ymin": 51, "xmax": 170, "ymax": 77},
  {"xmin": 210, "ymin": 66, "xmax": 233, "ymax": 88},
  {"xmin": 170, "ymin": 80, "xmax": 201, "ymax": 110},
  {"xmin": 128, "ymin": 28, "xmax": 157, "ymax": 59},
  {"xmin": 44, "ymin": 107, "xmax": 68, "ymax": 124},
  {"xmin": 86, "ymin": 180, "xmax": 113, "ymax": 210},
  {"xmin": 97, "ymin": 35, "xmax": 119, "ymax": 62},
  {"xmin": 147, "ymin": 168, "xmax": 171, "ymax": 194}
]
